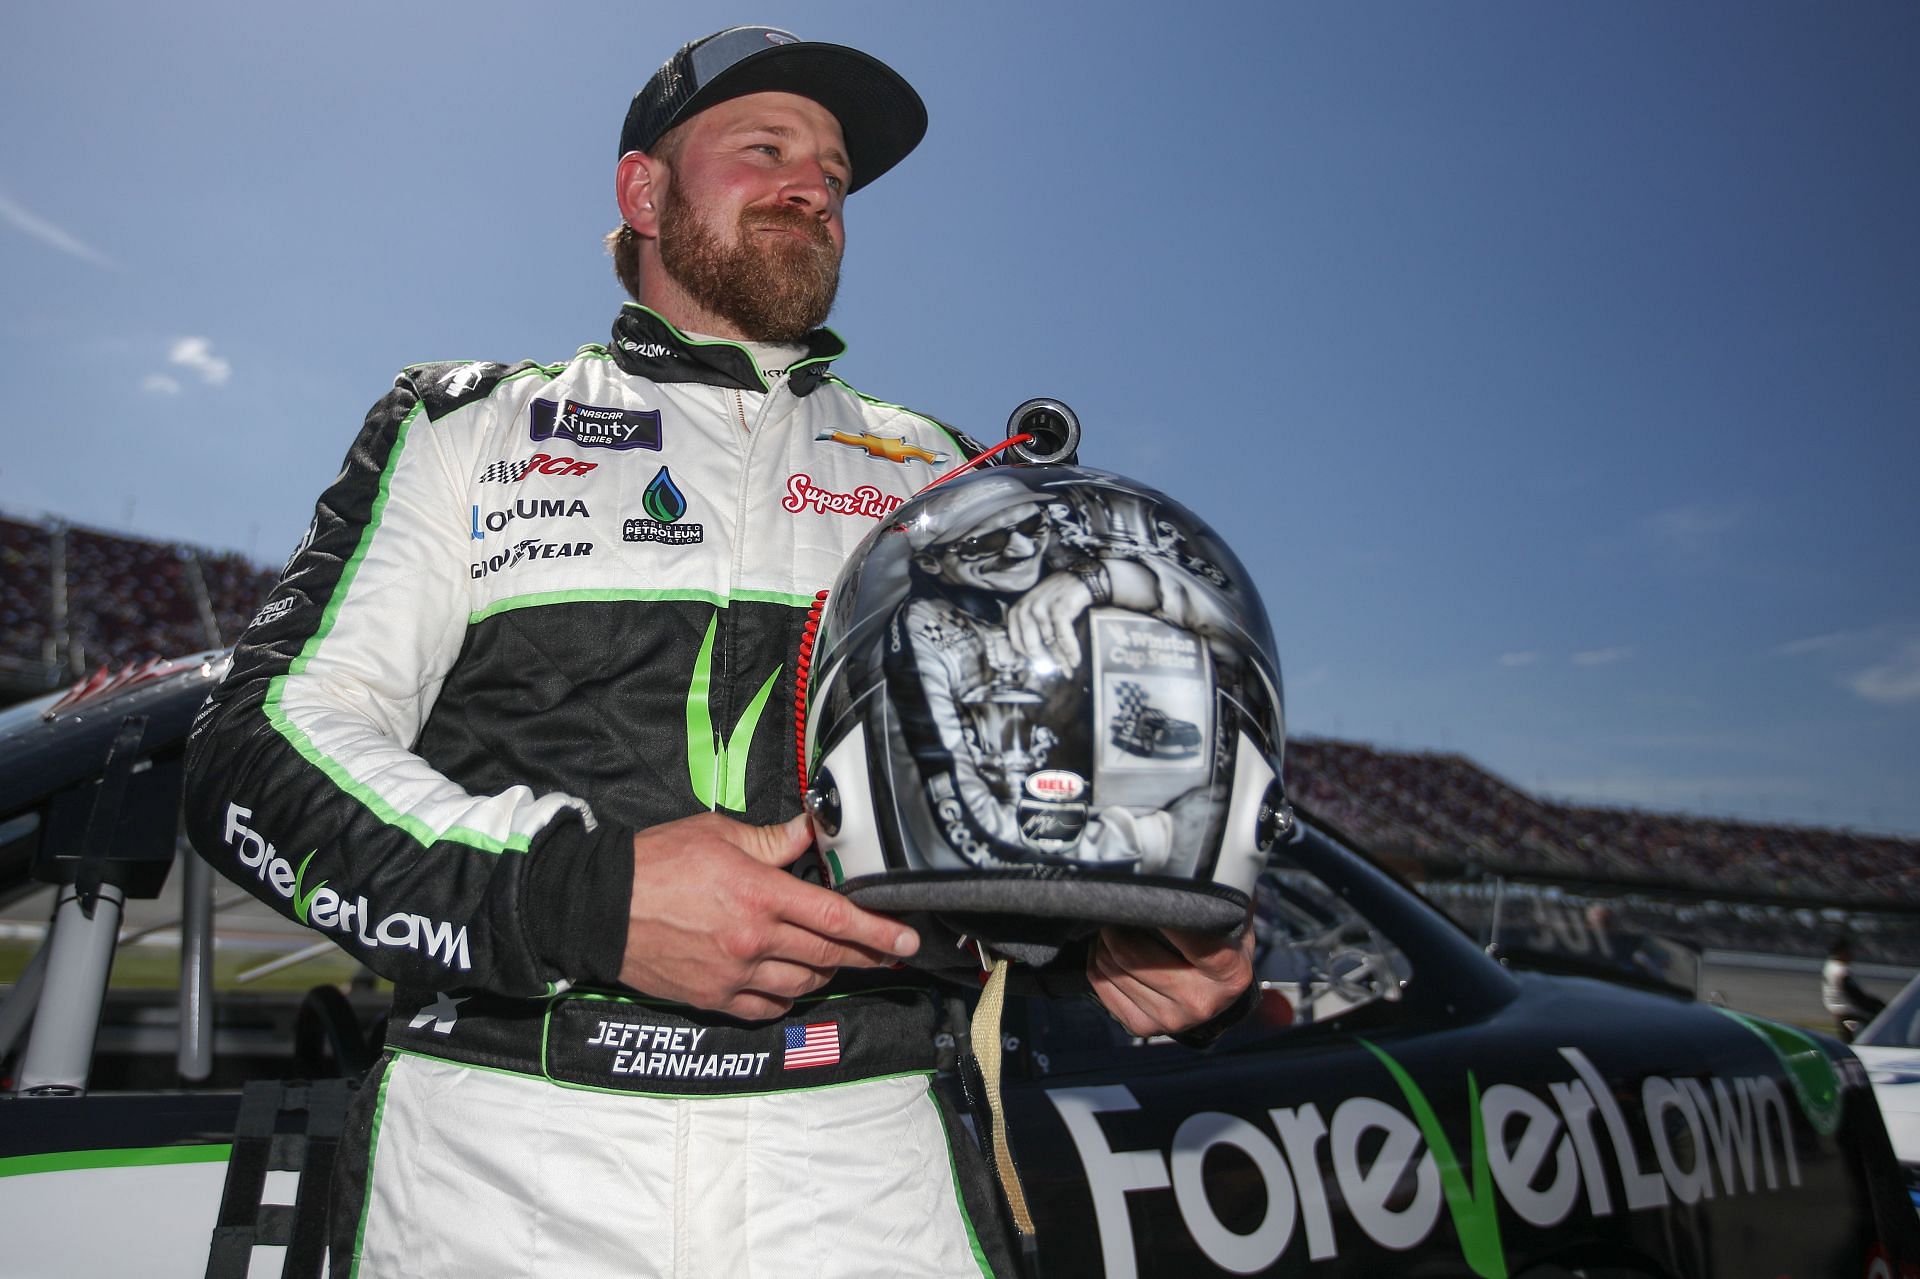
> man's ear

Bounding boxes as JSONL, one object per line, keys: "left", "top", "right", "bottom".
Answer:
{"left": 616, "top": 151, "right": 664, "bottom": 239}
{"left": 912, "top": 552, "right": 941, "bottom": 576}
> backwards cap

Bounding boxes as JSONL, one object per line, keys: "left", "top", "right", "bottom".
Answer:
{"left": 619, "top": 26, "right": 926, "bottom": 193}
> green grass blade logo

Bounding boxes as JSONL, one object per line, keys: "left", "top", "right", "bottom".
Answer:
{"left": 686, "top": 615, "right": 782, "bottom": 812}
{"left": 292, "top": 850, "right": 328, "bottom": 925}
{"left": 1361, "top": 1040, "right": 1508, "bottom": 1279}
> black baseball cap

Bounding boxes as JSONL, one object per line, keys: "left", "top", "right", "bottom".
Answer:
{"left": 619, "top": 26, "right": 927, "bottom": 193}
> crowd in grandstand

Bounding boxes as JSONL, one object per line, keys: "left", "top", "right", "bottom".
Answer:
{"left": 0, "top": 513, "right": 276, "bottom": 693}
{"left": 1287, "top": 736, "right": 1920, "bottom": 910}
{"left": 2, "top": 509, "right": 1914, "bottom": 946}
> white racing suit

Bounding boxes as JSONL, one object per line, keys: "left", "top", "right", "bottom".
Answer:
{"left": 182, "top": 305, "right": 1012, "bottom": 1276}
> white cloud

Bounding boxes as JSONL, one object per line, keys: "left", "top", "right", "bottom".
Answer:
{"left": 1641, "top": 500, "right": 1749, "bottom": 566}
{"left": 142, "top": 374, "right": 182, "bottom": 396}
{"left": 1572, "top": 646, "right": 1633, "bottom": 667}
{"left": 169, "top": 337, "right": 231, "bottom": 386}
{"left": 1774, "top": 630, "right": 1856, "bottom": 658}
{"left": 1848, "top": 640, "right": 1920, "bottom": 706}
{"left": 1768, "top": 623, "right": 1920, "bottom": 707}
{"left": 1499, "top": 651, "right": 1540, "bottom": 667}
{"left": 0, "top": 190, "right": 113, "bottom": 268}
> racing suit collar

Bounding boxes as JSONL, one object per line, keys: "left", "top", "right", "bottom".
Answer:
{"left": 610, "top": 304, "right": 846, "bottom": 397}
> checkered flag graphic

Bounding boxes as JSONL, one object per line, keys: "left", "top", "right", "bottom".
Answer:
{"left": 478, "top": 459, "right": 527, "bottom": 484}
{"left": 1110, "top": 680, "right": 1149, "bottom": 755}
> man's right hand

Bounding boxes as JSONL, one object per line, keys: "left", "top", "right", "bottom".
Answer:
{"left": 621, "top": 812, "right": 919, "bottom": 1021}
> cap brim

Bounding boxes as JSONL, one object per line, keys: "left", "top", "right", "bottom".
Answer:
{"left": 673, "top": 42, "right": 927, "bottom": 193}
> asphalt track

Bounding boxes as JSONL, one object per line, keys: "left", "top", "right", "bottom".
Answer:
{"left": 1699, "top": 950, "right": 1912, "bottom": 1031}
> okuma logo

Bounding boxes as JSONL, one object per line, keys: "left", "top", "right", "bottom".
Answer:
{"left": 471, "top": 497, "right": 590, "bottom": 540}
{"left": 1053, "top": 1042, "right": 1808, "bottom": 1279}
{"left": 221, "top": 804, "right": 471, "bottom": 970}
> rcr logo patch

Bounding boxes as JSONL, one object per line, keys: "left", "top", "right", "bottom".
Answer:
{"left": 479, "top": 454, "right": 597, "bottom": 483}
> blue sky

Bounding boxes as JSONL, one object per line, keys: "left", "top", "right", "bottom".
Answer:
{"left": 3, "top": 2, "right": 1916, "bottom": 836}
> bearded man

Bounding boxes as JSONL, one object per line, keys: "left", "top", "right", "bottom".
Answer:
{"left": 184, "top": 26, "right": 1250, "bottom": 1277}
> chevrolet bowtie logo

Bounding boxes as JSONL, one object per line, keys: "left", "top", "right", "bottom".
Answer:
{"left": 815, "top": 429, "right": 949, "bottom": 465}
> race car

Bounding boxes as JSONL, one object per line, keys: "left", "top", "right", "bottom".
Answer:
{"left": 1854, "top": 975, "right": 1920, "bottom": 1214}
{"left": 1, "top": 654, "right": 1916, "bottom": 1278}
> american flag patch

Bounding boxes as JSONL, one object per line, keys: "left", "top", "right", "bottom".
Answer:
{"left": 783, "top": 1022, "right": 840, "bottom": 1069}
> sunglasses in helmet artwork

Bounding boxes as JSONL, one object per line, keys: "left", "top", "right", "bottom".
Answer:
{"left": 800, "top": 427, "right": 1291, "bottom": 980}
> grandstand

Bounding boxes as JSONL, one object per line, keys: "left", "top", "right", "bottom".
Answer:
{"left": 0, "top": 511, "right": 277, "bottom": 700}
{"left": 1286, "top": 736, "right": 1920, "bottom": 909}
{"left": 1288, "top": 736, "right": 1920, "bottom": 965}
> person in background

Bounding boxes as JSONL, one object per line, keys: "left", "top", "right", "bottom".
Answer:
{"left": 1824, "top": 935, "right": 1886, "bottom": 1042}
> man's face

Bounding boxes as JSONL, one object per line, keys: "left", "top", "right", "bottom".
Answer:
{"left": 922, "top": 504, "right": 1052, "bottom": 594}
{"left": 654, "top": 92, "right": 849, "bottom": 343}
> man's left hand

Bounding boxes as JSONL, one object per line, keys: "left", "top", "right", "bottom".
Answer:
{"left": 1088, "top": 923, "right": 1255, "bottom": 1037}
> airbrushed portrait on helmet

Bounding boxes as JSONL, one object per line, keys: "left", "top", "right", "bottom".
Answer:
{"left": 804, "top": 466, "right": 1290, "bottom": 945}
{"left": 889, "top": 471, "right": 1243, "bottom": 874}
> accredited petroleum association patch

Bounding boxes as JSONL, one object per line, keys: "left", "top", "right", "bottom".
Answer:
{"left": 624, "top": 518, "right": 704, "bottom": 545}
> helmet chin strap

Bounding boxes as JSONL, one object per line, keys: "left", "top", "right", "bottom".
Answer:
{"left": 966, "top": 940, "right": 1036, "bottom": 1241}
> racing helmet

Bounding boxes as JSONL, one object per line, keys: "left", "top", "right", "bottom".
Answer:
{"left": 800, "top": 465, "right": 1291, "bottom": 970}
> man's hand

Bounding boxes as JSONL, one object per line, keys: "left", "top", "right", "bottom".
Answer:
{"left": 621, "top": 812, "right": 919, "bottom": 1021}
{"left": 1005, "top": 571, "right": 1094, "bottom": 670}
{"left": 1087, "top": 923, "right": 1255, "bottom": 1037}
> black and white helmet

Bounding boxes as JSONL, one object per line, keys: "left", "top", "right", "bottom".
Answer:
{"left": 800, "top": 465, "right": 1291, "bottom": 970}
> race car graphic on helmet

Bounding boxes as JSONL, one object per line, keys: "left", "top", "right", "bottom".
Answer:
{"left": 801, "top": 465, "right": 1290, "bottom": 968}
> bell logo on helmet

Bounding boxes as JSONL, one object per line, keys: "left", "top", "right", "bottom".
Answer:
{"left": 1019, "top": 770, "right": 1091, "bottom": 852}
{"left": 1025, "top": 769, "right": 1086, "bottom": 800}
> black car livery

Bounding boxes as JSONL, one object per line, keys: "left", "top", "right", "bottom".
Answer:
{"left": 986, "top": 822, "right": 1920, "bottom": 1278}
